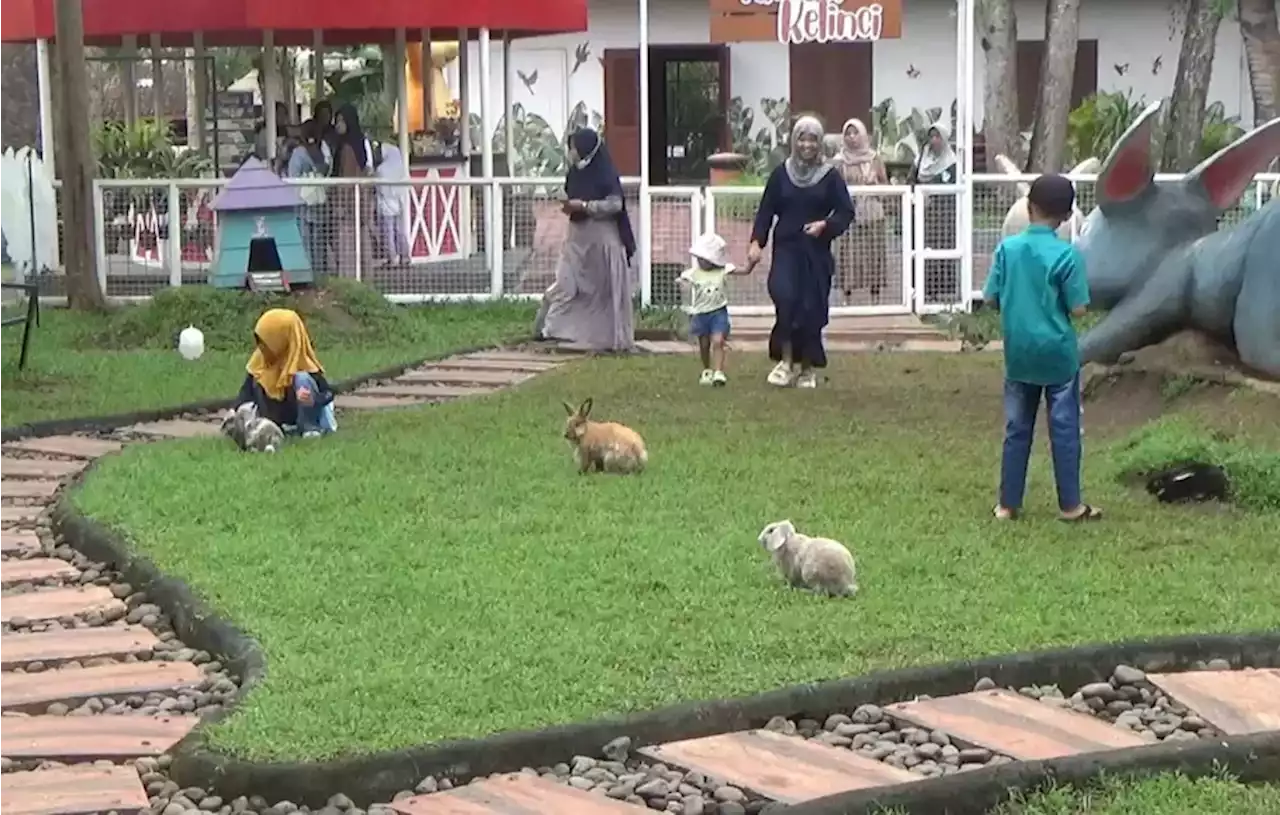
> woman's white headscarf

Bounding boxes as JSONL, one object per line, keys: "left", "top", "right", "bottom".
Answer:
{"left": 784, "top": 115, "right": 833, "bottom": 188}
{"left": 916, "top": 120, "right": 957, "bottom": 181}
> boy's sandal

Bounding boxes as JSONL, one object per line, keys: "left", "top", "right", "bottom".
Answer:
{"left": 1059, "top": 504, "right": 1103, "bottom": 523}
{"left": 992, "top": 505, "right": 1018, "bottom": 520}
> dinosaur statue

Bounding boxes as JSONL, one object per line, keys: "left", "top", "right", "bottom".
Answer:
{"left": 993, "top": 154, "right": 1102, "bottom": 240}
{"left": 1071, "top": 100, "right": 1280, "bottom": 379}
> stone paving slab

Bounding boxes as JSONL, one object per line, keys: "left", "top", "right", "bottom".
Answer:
{"left": 360, "top": 384, "right": 500, "bottom": 400}
{"left": 335, "top": 394, "right": 428, "bottom": 411}
{"left": 3, "top": 437, "right": 124, "bottom": 460}
{"left": 1, "top": 506, "right": 47, "bottom": 526}
{"left": 398, "top": 368, "right": 535, "bottom": 386}
{"left": 0, "top": 626, "right": 159, "bottom": 669}
{"left": 0, "top": 764, "right": 149, "bottom": 815}
{"left": 123, "top": 420, "right": 224, "bottom": 440}
{"left": 0, "top": 557, "right": 81, "bottom": 587}
{"left": 390, "top": 773, "right": 644, "bottom": 814}
{"left": 1, "top": 480, "right": 62, "bottom": 500}
{"left": 1147, "top": 669, "right": 1280, "bottom": 735}
{"left": 0, "top": 587, "right": 124, "bottom": 624}
{"left": 0, "top": 714, "right": 200, "bottom": 760}
{"left": 639, "top": 729, "right": 918, "bottom": 805}
{"left": 0, "top": 532, "right": 42, "bottom": 555}
{"left": 432, "top": 357, "right": 563, "bottom": 373}
{"left": 2, "top": 661, "right": 203, "bottom": 712}
{"left": 885, "top": 689, "right": 1148, "bottom": 761}
{"left": 0, "top": 458, "right": 87, "bottom": 479}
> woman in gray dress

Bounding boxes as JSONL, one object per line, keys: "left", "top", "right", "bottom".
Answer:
{"left": 535, "top": 128, "right": 637, "bottom": 351}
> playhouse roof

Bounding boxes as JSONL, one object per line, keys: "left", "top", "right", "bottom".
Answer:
{"left": 212, "top": 157, "right": 305, "bottom": 213}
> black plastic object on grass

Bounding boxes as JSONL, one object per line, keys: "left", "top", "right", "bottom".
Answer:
{"left": 1146, "top": 462, "right": 1231, "bottom": 504}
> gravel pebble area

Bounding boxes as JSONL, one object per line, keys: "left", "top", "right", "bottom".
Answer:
{"left": 1, "top": 514, "right": 245, "bottom": 727}
{"left": 769, "top": 706, "right": 1014, "bottom": 778}
{"left": 1003, "top": 663, "right": 1230, "bottom": 743}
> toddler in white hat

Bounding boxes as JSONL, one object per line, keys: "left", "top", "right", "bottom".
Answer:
{"left": 677, "top": 231, "right": 749, "bottom": 386}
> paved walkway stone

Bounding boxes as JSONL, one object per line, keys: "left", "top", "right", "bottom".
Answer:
{"left": 0, "top": 557, "right": 81, "bottom": 586}
{"left": 0, "top": 764, "right": 149, "bottom": 815}
{"left": 0, "top": 458, "right": 86, "bottom": 479}
{"left": 3, "top": 437, "right": 124, "bottom": 460}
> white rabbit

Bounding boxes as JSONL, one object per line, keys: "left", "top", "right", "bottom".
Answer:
{"left": 757, "top": 520, "right": 858, "bottom": 598}
{"left": 994, "top": 154, "right": 1100, "bottom": 241}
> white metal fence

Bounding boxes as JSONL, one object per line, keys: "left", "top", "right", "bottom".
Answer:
{"left": 11, "top": 172, "right": 1279, "bottom": 315}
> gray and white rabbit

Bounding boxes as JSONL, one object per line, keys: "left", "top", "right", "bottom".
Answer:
{"left": 757, "top": 520, "right": 858, "bottom": 598}
{"left": 221, "top": 402, "right": 285, "bottom": 453}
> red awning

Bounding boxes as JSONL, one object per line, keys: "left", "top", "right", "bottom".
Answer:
{"left": 1, "top": 0, "right": 588, "bottom": 45}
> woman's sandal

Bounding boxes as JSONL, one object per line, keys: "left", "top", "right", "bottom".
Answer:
{"left": 992, "top": 505, "right": 1018, "bottom": 520}
{"left": 1060, "top": 504, "right": 1103, "bottom": 523}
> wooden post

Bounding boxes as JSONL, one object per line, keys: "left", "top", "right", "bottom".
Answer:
{"left": 54, "top": 0, "right": 106, "bottom": 310}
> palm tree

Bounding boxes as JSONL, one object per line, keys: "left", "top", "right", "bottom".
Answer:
{"left": 1237, "top": 0, "right": 1280, "bottom": 124}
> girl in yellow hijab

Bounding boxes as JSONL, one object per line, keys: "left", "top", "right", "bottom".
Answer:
{"left": 235, "top": 309, "right": 337, "bottom": 437}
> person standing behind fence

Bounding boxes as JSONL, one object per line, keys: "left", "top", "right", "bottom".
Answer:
{"left": 534, "top": 128, "right": 637, "bottom": 352}
{"left": 909, "top": 122, "right": 959, "bottom": 305}
{"left": 745, "top": 115, "right": 855, "bottom": 389}
{"left": 287, "top": 120, "right": 331, "bottom": 274}
{"left": 375, "top": 144, "right": 412, "bottom": 266}
{"left": 330, "top": 104, "right": 373, "bottom": 277}
{"left": 832, "top": 118, "right": 889, "bottom": 305}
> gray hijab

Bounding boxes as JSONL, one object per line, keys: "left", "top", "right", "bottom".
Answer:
{"left": 784, "top": 116, "right": 833, "bottom": 188}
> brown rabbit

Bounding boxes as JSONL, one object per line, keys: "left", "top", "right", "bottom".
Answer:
{"left": 562, "top": 398, "right": 648, "bottom": 475}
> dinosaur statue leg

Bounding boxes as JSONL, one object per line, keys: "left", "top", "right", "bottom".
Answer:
{"left": 1233, "top": 212, "right": 1280, "bottom": 379}
{"left": 1079, "top": 269, "right": 1191, "bottom": 365}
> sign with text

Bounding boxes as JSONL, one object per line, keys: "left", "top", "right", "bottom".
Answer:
{"left": 709, "top": 0, "right": 902, "bottom": 45}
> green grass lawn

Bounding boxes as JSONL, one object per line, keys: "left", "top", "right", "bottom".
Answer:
{"left": 72, "top": 353, "right": 1280, "bottom": 762}
{"left": 986, "top": 772, "right": 1280, "bottom": 815}
{"left": 2, "top": 282, "right": 537, "bottom": 427}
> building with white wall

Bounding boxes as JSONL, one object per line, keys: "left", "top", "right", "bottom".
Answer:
{"left": 447, "top": 0, "right": 1256, "bottom": 181}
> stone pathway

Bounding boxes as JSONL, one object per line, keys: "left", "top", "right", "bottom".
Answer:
{"left": 0, "top": 342, "right": 1274, "bottom": 815}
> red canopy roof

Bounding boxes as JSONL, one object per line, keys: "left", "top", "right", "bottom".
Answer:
{"left": 1, "top": 0, "right": 588, "bottom": 45}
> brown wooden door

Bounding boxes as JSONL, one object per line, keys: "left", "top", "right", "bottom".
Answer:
{"left": 603, "top": 48, "right": 641, "bottom": 176}
{"left": 788, "top": 42, "right": 874, "bottom": 134}
{"left": 1017, "top": 39, "right": 1099, "bottom": 129}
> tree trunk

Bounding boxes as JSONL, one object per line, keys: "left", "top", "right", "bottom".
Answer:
{"left": 54, "top": 0, "right": 107, "bottom": 311}
{"left": 1163, "top": 0, "right": 1223, "bottom": 171}
{"left": 1238, "top": 0, "right": 1280, "bottom": 125}
{"left": 979, "top": 0, "right": 1022, "bottom": 168}
{"left": 1028, "top": 0, "right": 1082, "bottom": 172}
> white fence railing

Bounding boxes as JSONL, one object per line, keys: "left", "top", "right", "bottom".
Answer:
{"left": 11, "top": 172, "right": 1279, "bottom": 315}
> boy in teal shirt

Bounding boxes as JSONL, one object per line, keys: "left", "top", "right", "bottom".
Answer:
{"left": 982, "top": 174, "right": 1101, "bottom": 522}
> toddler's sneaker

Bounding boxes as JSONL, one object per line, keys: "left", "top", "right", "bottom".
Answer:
{"left": 767, "top": 360, "right": 795, "bottom": 387}
{"left": 699, "top": 369, "right": 715, "bottom": 386}
{"left": 712, "top": 370, "right": 727, "bottom": 387}
{"left": 795, "top": 371, "right": 818, "bottom": 389}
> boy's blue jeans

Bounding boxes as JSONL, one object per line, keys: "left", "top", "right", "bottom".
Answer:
{"left": 1000, "top": 375, "right": 1082, "bottom": 512}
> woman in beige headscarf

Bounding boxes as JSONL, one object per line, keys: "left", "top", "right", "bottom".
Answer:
{"left": 831, "top": 118, "right": 889, "bottom": 304}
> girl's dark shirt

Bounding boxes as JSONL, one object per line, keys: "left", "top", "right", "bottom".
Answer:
{"left": 235, "top": 373, "right": 334, "bottom": 427}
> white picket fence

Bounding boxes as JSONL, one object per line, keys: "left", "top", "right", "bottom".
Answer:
{"left": 4, "top": 160, "right": 1278, "bottom": 316}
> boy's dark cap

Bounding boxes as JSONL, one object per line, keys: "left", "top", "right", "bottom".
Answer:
{"left": 1028, "top": 174, "right": 1076, "bottom": 219}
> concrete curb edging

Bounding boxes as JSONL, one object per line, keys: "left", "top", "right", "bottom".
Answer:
{"left": 43, "top": 499, "right": 1280, "bottom": 809}
{"left": 1, "top": 337, "right": 533, "bottom": 442}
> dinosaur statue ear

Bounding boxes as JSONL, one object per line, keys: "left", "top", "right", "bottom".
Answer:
{"left": 1183, "top": 117, "right": 1280, "bottom": 211}
{"left": 1096, "top": 100, "right": 1163, "bottom": 209}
